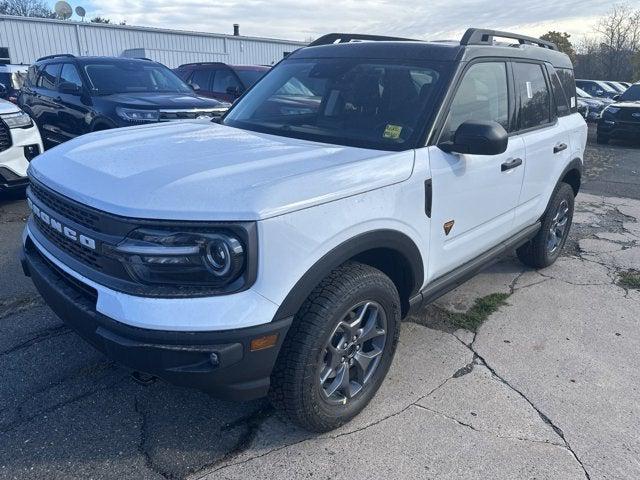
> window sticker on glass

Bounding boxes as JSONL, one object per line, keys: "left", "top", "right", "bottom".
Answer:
{"left": 526, "top": 81, "right": 533, "bottom": 99}
{"left": 570, "top": 96, "right": 576, "bottom": 108}
{"left": 383, "top": 124, "right": 402, "bottom": 139}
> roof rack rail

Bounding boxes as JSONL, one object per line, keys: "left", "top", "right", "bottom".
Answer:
{"left": 36, "top": 53, "right": 76, "bottom": 62}
{"left": 461, "top": 29, "right": 557, "bottom": 51}
{"left": 308, "top": 33, "right": 417, "bottom": 47}
{"left": 177, "top": 61, "right": 225, "bottom": 68}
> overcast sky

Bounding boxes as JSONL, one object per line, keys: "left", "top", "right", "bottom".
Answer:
{"left": 63, "top": 0, "right": 612, "bottom": 42}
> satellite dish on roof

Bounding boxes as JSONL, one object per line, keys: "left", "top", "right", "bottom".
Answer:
{"left": 54, "top": 1, "right": 73, "bottom": 20}
{"left": 75, "top": 6, "right": 86, "bottom": 20}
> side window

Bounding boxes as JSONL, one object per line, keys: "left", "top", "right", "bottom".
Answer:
{"left": 548, "top": 68, "right": 570, "bottom": 117}
{"left": 212, "top": 68, "right": 241, "bottom": 93}
{"left": 556, "top": 68, "right": 577, "bottom": 113}
{"left": 59, "top": 63, "right": 83, "bottom": 88}
{"left": 36, "top": 63, "right": 60, "bottom": 90}
{"left": 189, "top": 69, "right": 212, "bottom": 90}
{"left": 513, "top": 62, "right": 551, "bottom": 130}
{"left": 441, "top": 62, "right": 509, "bottom": 143}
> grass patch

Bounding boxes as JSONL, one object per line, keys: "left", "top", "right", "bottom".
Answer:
{"left": 447, "top": 293, "right": 511, "bottom": 332}
{"left": 618, "top": 270, "right": 640, "bottom": 290}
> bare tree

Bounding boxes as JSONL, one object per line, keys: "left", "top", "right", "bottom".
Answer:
{"left": 0, "top": 0, "right": 52, "bottom": 18}
{"left": 595, "top": 4, "right": 640, "bottom": 80}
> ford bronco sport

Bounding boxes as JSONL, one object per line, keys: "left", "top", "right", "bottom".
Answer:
{"left": 21, "top": 29, "right": 587, "bottom": 432}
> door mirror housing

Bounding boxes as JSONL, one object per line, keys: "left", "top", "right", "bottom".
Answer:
{"left": 595, "top": 89, "right": 604, "bottom": 97}
{"left": 439, "top": 120, "right": 508, "bottom": 156}
{"left": 58, "top": 81, "right": 81, "bottom": 95}
{"left": 0, "top": 83, "right": 7, "bottom": 97}
{"left": 226, "top": 85, "right": 242, "bottom": 97}
{"left": 190, "top": 82, "right": 201, "bottom": 91}
{"left": 613, "top": 94, "right": 621, "bottom": 101}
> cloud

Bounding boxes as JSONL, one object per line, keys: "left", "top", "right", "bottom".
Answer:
{"left": 82, "top": 0, "right": 611, "bottom": 42}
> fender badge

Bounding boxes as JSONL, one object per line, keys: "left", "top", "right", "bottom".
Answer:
{"left": 443, "top": 220, "right": 455, "bottom": 236}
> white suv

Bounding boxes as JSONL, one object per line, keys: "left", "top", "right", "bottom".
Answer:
{"left": 21, "top": 29, "right": 587, "bottom": 432}
{"left": 0, "top": 99, "right": 42, "bottom": 193}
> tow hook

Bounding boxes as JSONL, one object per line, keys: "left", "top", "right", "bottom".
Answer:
{"left": 130, "top": 371, "right": 157, "bottom": 386}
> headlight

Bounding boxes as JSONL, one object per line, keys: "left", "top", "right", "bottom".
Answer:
{"left": 1, "top": 111, "right": 33, "bottom": 128}
{"left": 116, "top": 107, "right": 160, "bottom": 122}
{"left": 106, "top": 228, "right": 246, "bottom": 287}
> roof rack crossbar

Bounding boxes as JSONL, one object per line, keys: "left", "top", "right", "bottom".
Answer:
{"left": 308, "top": 33, "right": 417, "bottom": 47}
{"left": 461, "top": 29, "right": 557, "bottom": 51}
{"left": 36, "top": 53, "right": 76, "bottom": 62}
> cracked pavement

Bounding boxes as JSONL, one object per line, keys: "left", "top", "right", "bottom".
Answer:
{"left": 1, "top": 136, "right": 640, "bottom": 479}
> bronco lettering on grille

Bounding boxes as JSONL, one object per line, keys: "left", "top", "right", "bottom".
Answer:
{"left": 27, "top": 197, "right": 97, "bottom": 250}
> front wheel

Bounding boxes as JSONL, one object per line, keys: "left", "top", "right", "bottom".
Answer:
{"left": 517, "top": 182, "right": 575, "bottom": 268}
{"left": 269, "top": 262, "right": 401, "bottom": 432}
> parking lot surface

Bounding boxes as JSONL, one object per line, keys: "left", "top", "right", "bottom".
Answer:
{"left": 1, "top": 138, "right": 639, "bottom": 479}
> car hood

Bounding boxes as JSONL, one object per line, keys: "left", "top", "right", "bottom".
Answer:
{"left": 98, "top": 92, "right": 229, "bottom": 109}
{"left": 611, "top": 101, "right": 640, "bottom": 108}
{"left": 0, "top": 98, "right": 20, "bottom": 114}
{"left": 28, "top": 121, "right": 414, "bottom": 221}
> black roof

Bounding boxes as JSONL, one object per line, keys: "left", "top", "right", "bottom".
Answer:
{"left": 290, "top": 29, "right": 573, "bottom": 69}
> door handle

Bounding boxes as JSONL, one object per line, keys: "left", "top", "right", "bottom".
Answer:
{"left": 501, "top": 158, "right": 522, "bottom": 172}
{"left": 553, "top": 143, "right": 567, "bottom": 154}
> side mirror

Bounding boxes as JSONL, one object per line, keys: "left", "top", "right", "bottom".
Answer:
{"left": 0, "top": 83, "right": 7, "bottom": 97}
{"left": 226, "top": 85, "right": 242, "bottom": 97}
{"left": 190, "top": 82, "right": 201, "bottom": 91}
{"left": 613, "top": 94, "right": 621, "bottom": 101}
{"left": 595, "top": 89, "right": 604, "bottom": 97}
{"left": 439, "top": 120, "right": 508, "bottom": 156}
{"left": 58, "top": 81, "right": 81, "bottom": 95}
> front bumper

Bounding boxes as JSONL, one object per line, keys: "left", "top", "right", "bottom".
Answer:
{"left": 597, "top": 119, "right": 640, "bottom": 140}
{"left": 21, "top": 237, "right": 292, "bottom": 401}
{"left": 0, "top": 123, "right": 43, "bottom": 190}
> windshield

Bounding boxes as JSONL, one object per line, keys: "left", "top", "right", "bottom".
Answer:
{"left": 576, "top": 87, "right": 591, "bottom": 98}
{"left": 620, "top": 84, "right": 640, "bottom": 102}
{"left": 223, "top": 58, "right": 448, "bottom": 151}
{"left": 235, "top": 69, "right": 268, "bottom": 88}
{"left": 84, "top": 61, "right": 192, "bottom": 94}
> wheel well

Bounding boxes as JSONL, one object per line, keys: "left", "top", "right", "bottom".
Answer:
{"left": 561, "top": 168, "right": 581, "bottom": 196}
{"left": 352, "top": 248, "right": 415, "bottom": 316}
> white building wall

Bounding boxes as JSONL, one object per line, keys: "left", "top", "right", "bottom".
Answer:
{"left": 0, "top": 15, "right": 305, "bottom": 67}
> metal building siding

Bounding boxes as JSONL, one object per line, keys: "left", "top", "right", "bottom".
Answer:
{"left": 0, "top": 15, "right": 304, "bottom": 67}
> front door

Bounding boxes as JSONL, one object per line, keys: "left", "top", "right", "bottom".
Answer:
{"left": 427, "top": 61, "right": 525, "bottom": 280}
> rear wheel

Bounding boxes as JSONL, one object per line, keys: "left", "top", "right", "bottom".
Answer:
{"left": 269, "top": 262, "right": 401, "bottom": 432}
{"left": 517, "top": 182, "right": 574, "bottom": 268}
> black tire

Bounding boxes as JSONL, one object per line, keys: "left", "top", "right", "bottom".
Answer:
{"left": 269, "top": 261, "right": 401, "bottom": 432}
{"left": 516, "top": 182, "right": 574, "bottom": 268}
{"left": 596, "top": 133, "right": 609, "bottom": 145}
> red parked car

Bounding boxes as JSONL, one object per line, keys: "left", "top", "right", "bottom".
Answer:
{"left": 174, "top": 62, "right": 269, "bottom": 103}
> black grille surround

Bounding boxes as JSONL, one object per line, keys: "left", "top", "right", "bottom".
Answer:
{"left": 0, "top": 122, "right": 12, "bottom": 153}
{"left": 26, "top": 177, "right": 258, "bottom": 298}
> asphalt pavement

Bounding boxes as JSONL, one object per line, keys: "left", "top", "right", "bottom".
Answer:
{"left": 0, "top": 134, "right": 639, "bottom": 479}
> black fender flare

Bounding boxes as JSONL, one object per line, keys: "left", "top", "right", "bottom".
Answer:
{"left": 273, "top": 229, "right": 424, "bottom": 321}
{"left": 556, "top": 158, "right": 583, "bottom": 195}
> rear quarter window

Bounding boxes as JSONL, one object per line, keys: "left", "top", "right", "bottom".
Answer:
{"left": 556, "top": 68, "right": 577, "bottom": 114}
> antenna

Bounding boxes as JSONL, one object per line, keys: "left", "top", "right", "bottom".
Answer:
{"left": 75, "top": 6, "right": 86, "bottom": 21}
{"left": 54, "top": 1, "right": 73, "bottom": 20}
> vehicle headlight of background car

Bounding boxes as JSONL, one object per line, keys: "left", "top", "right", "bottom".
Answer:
{"left": 1, "top": 110, "right": 33, "bottom": 128}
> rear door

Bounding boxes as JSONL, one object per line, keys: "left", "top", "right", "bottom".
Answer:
{"left": 31, "top": 63, "right": 63, "bottom": 146}
{"left": 427, "top": 60, "right": 526, "bottom": 280}
{"left": 512, "top": 61, "right": 572, "bottom": 229}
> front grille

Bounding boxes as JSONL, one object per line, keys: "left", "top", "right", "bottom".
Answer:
{"left": 617, "top": 108, "right": 640, "bottom": 123}
{"left": 33, "top": 214, "right": 103, "bottom": 271}
{"left": 159, "top": 109, "right": 225, "bottom": 121}
{"left": 29, "top": 181, "right": 101, "bottom": 232}
{"left": 0, "top": 123, "right": 11, "bottom": 153}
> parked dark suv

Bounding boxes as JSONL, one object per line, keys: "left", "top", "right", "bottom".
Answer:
{"left": 597, "top": 83, "right": 640, "bottom": 144}
{"left": 174, "top": 62, "right": 269, "bottom": 102}
{"left": 19, "top": 55, "right": 229, "bottom": 148}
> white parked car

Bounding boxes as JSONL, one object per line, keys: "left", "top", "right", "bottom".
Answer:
{"left": 0, "top": 99, "right": 42, "bottom": 193}
{"left": 21, "top": 29, "right": 587, "bottom": 432}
